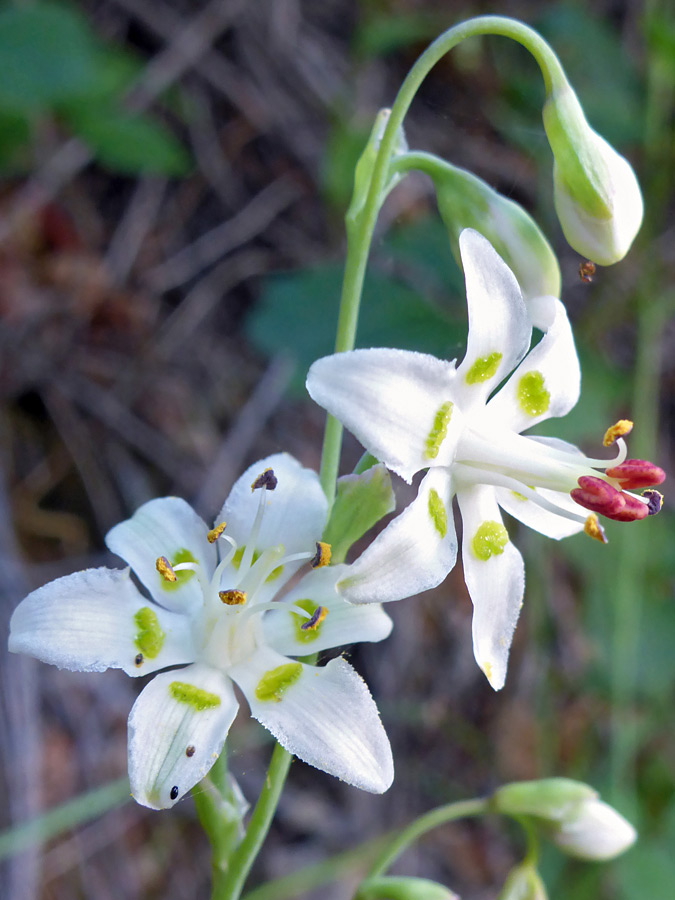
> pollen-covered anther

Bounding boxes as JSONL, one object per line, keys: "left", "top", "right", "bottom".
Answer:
{"left": 219, "top": 589, "right": 247, "bottom": 606}
{"left": 605, "top": 459, "right": 666, "bottom": 490}
{"left": 311, "top": 541, "right": 331, "bottom": 568}
{"left": 584, "top": 514, "right": 608, "bottom": 544}
{"left": 643, "top": 489, "right": 663, "bottom": 516}
{"left": 155, "top": 556, "right": 177, "bottom": 582}
{"left": 571, "top": 476, "right": 647, "bottom": 522}
{"left": 251, "top": 468, "right": 278, "bottom": 492}
{"left": 603, "top": 419, "right": 633, "bottom": 447}
{"left": 207, "top": 521, "right": 227, "bottom": 543}
{"left": 300, "top": 605, "right": 328, "bottom": 631}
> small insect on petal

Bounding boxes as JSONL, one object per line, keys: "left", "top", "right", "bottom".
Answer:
{"left": 156, "top": 556, "right": 177, "bottom": 582}
{"left": 579, "top": 260, "right": 596, "bottom": 282}
{"left": 311, "top": 542, "right": 331, "bottom": 568}
{"left": 134, "top": 653, "right": 144, "bottom": 667}
{"left": 170, "top": 786, "right": 179, "bottom": 801}
{"left": 605, "top": 459, "right": 666, "bottom": 490}
{"left": 251, "top": 468, "right": 278, "bottom": 492}
{"left": 185, "top": 745, "right": 195, "bottom": 758}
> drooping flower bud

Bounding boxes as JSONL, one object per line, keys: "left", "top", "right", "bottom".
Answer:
{"left": 542, "top": 82, "right": 643, "bottom": 265}
{"left": 348, "top": 108, "right": 408, "bottom": 226}
{"left": 356, "top": 876, "right": 457, "bottom": 900}
{"left": 498, "top": 863, "right": 548, "bottom": 900}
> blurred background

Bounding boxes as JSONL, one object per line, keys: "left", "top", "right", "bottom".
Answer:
{"left": 0, "top": 0, "right": 672, "bottom": 898}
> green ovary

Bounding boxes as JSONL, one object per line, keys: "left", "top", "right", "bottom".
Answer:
{"left": 471, "top": 521, "right": 509, "bottom": 561}
{"left": 255, "top": 662, "right": 303, "bottom": 702}
{"left": 134, "top": 607, "right": 165, "bottom": 658}
{"left": 465, "top": 352, "right": 503, "bottom": 385}
{"left": 424, "top": 401, "right": 453, "bottom": 459}
{"left": 231, "top": 546, "right": 283, "bottom": 582}
{"left": 428, "top": 489, "right": 448, "bottom": 538}
{"left": 169, "top": 681, "right": 221, "bottom": 711}
{"left": 292, "top": 599, "right": 323, "bottom": 643}
{"left": 517, "top": 371, "right": 550, "bottom": 417}
{"left": 160, "top": 548, "right": 196, "bottom": 591}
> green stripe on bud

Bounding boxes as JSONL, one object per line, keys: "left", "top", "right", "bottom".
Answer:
{"left": 134, "top": 607, "right": 165, "bottom": 658}
{"left": 471, "top": 521, "right": 509, "bottom": 561}
{"left": 424, "top": 402, "right": 453, "bottom": 459}
{"left": 169, "top": 681, "right": 221, "bottom": 711}
{"left": 255, "top": 662, "right": 303, "bottom": 702}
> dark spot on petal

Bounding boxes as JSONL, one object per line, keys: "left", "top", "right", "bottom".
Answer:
{"left": 134, "top": 654, "right": 144, "bottom": 667}
{"left": 170, "top": 785, "right": 179, "bottom": 800}
{"left": 185, "top": 745, "right": 195, "bottom": 758}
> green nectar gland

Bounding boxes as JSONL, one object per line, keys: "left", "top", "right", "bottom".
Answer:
{"left": 428, "top": 488, "right": 448, "bottom": 538}
{"left": 424, "top": 402, "right": 453, "bottom": 460}
{"left": 169, "top": 681, "right": 221, "bottom": 711}
{"left": 465, "top": 352, "right": 503, "bottom": 385}
{"left": 134, "top": 607, "right": 165, "bottom": 658}
{"left": 517, "top": 371, "right": 550, "bottom": 417}
{"left": 255, "top": 662, "right": 303, "bottom": 702}
{"left": 471, "top": 521, "right": 509, "bottom": 561}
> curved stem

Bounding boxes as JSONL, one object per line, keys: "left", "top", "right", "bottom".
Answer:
{"left": 318, "top": 16, "right": 566, "bottom": 503}
{"left": 211, "top": 743, "right": 293, "bottom": 900}
{"left": 366, "top": 797, "right": 488, "bottom": 878}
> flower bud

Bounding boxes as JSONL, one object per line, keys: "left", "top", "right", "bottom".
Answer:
{"left": 492, "top": 779, "right": 637, "bottom": 861}
{"left": 348, "top": 109, "right": 408, "bottom": 225}
{"left": 356, "top": 876, "right": 457, "bottom": 900}
{"left": 542, "top": 83, "right": 643, "bottom": 265}
{"left": 498, "top": 863, "right": 548, "bottom": 900}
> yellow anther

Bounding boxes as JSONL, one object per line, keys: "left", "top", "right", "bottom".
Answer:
{"left": 218, "top": 589, "right": 247, "bottom": 606}
{"left": 311, "top": 541, "right": 331, "bottom": 569}
{"left": 603, "top": 419, "right": 633, "bottom": 447}
{"left": 251, "top": 468, "right": 278, "bottom": 492}
{"left": 584, "top": 514, "right": 608, "bottom": 544}
{"left": 300, "top": 605, "right": 328, "bottom": 631}
{"left": 156, "top": 556, "right": 177, "bottom": 582}
{"left": 207, "top": 522, "right": 227, "bottom": 543}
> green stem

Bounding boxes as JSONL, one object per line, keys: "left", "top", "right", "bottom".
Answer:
{"left": 366, "top": 797, "right": 488, "bottom": 878}
{"left": 317, "top": 15, "right": 566, "bottom": 503}
{"left": 211, "top": 743, "right": 293, "bottom": 900}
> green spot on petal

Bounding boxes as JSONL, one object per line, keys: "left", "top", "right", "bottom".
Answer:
{"left": 465, "top": 352, "right": 503, "bottom": 385}
{"left": 428, "top": 488, "right": 447, "bottom": 538}
{"left": 517, "top": 370, "right": 550, "bottom": 417}
{"left": 423, "top": 401, "right": 453, "bottom": 460}
{"left": 471, "top": 521, "right": 509, "bottom": 561}
{"left": 134, "top": 607, "right": 165, "bottom": 658}
{"left": 231, "top": 546, "right": 283, "bottom": 582}
{"left": 255, "top": 662, "right": 303, "bottom": 702}
{"left": 160, "top": 548, "right": 196, "bottom": 591}
{"left": 292, "top": 599, "right": 322, "bottom": 644}
{"left": 169, "top": 681, "right": 221, "bottom": 711}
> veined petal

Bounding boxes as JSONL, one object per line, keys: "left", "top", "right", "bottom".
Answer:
{"left": 106, "top": 498, "right": 216, "bottom": 614}
{"left": 457, "top": 485, "right": 525, "bottom": 691}
{"left": 454, "top": 229, "right": 531, "bottom": 409}
{"left": 230, "top": 647, "right": 393, "bottom": 793}
{"left": 218, "top": 452, "right": 328, "bottom": 556}
{"left": 262, "top": 565, "right": 393, "bottom": 656}
{"left": 128, "top": 664, "right": 238, "bottom": 810}
{"left": 487, "top": 298, "right": 580, "bottom": 433}
{"left": 9, "top": 567, "right": 195, "bottom": 677}
{"left": 338, "top": 468, "right": 457, "bottom": 604}
{"left": 307, "top": 349, "right": 460, "bottom": 483}
{"left": 496, "top": 486, "right": 584, "bottom": 539}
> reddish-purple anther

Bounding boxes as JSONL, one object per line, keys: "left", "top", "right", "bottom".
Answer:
{"left": 571, "top": 476, "right": 648, "bottom": 522}
{"left": 605, "top": 459, "right": 666, "bottom": 490}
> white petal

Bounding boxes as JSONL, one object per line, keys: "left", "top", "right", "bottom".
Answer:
{"left": 486, "top": 298, "right": 580, "bottom": 433}
{"left": 307, "top": 349, "right": 460, "bottom": 483}
{"left": 230, "top": 647, "right": 393, "bottom": 793}
{"left": 553, "top": 799, "right": 637, "bottom": 860}
{"left": 454, "top": 229, "right": 532, "bottom": 409}
{"left": 128, "top": 664, "right": 238, "bottom": 810}
{"left": 338, "top": 468, "right": 457, "bottom": 604}
{"left": 9, "top": 567, "right": 195, "bottom": 677}
{"left": 262, "top": 565, "right": 393, "bottom": 656}
{"left": 495, "top": 487, "right": 584, "bottom": 539}
{"left": 106, "top": 498, "right": 216, "bottom": 613}
{"left": 457, "top": 485, "right": 525, "bottom": 691}
{"left": 218, "top": 452, "right": 327, "bottom": 555}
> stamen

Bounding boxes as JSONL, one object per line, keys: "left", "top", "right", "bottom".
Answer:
{"left": 172, "top": 561, "right": 211, "bottom": 596}
{"left": 251, "top": 468, "right": 278, "bottom": 492}
{"left": 605, "top": 459, "right": 666, "bottom": 489}
{"left": 240, "top": 487, "right": 268, "bottom": 573}
{"left": 237, "top": 599, "right": 313, "bottom": 624}
{"left": 311, "top": 542, "right": 331, "bottom": 568}
{"left": 156, "top": 556, "right": 177, "bottom": 582}
{"left": 643, "top": 490, "right": 663, "bottom": 516}
{"left": 583, "top": 514, "right": 608, "bottom": 544}
{"left": 603, "top": 420, "right": 633, "bottom": 447}
{"left": 300, "top": 605, "right": 328, "bottom": 631}
{"left": 571, "top": 476, "right": 648, "bottom": 522}
{"left": 219, "top": 589, "right": 247, "bottom": 605}
{"left": 207, "top": 522, "right": 227, "bottom": 543}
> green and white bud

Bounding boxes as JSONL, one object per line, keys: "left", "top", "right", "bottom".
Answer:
{"left": 542, "top": 81, "right": 643, "bottom": 265}
{"left": 498, "top": 863, "right": 548, "bottom": 900}
{"left": 356, "top": 876, "right": 458, "bottom": 900}
{"left": 348, "top": 108, "right": 408, "bottom": 225}
{"left": 394, "top": 152, "right": 560, "bottom": 321}
{"left": 492, "top": 779, "right": 636, "bottom": 861}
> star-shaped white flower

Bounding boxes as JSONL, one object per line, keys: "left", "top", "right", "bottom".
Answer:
{"left": 307, "top": 229, "right": 664, "bottom": 691}
{"left": 9, "top": 454, "right": 394, "bottom": 808}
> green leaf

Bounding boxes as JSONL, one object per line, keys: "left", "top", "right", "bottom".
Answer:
{"left": 65, "top": 107, "right": 191, "bottom": 175}
{"left": 322, "top": 464, "right": 395, "bottom": 564}
{"left": 0, "top": 3, "right": 97, "bottom": 110}
{"left": 0, "top": 108, "right": 31, "bottom": 171}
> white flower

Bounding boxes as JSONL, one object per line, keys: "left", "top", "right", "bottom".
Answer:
{"left": 9, "top": 454, "right": 394, "bottom": 809}
{"left": 307, "top": 229, "right": 664, "bottom": 690}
